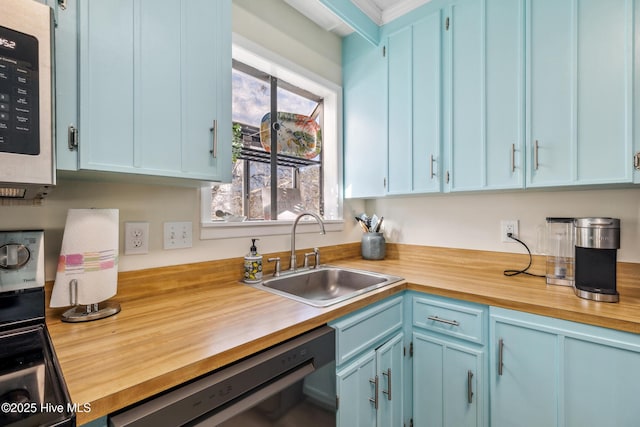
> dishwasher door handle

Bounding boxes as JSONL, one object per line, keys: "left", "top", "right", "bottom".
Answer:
{"left": 192, "top": 361, "right": 316, "bottom": 426}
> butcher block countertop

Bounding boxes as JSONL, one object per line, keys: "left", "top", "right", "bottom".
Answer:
{"left": 45, "top": 243, "right": 640, "bottom": 425}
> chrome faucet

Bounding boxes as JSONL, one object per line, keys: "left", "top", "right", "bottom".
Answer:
{"left": 289, "top": 211, "right": 325, "bottom": 271}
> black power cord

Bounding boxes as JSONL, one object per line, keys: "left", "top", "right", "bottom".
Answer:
{"left": 503, "top": 233, "right": 546, "bottom": 278}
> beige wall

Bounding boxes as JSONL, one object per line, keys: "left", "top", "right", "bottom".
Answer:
{"left": 368, "top": 187, "right": 640, "bottom": 263}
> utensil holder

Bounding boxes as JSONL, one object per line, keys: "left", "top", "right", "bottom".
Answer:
{"left": 361, "top": 232, "right": 386, "bottom": 260}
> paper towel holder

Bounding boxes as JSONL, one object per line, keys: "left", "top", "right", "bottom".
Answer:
{"left": 59, "top": 278, "right": 121, "bottom": 322}
{"left": 50, "top": 209, "right": 121, "bottom": 322}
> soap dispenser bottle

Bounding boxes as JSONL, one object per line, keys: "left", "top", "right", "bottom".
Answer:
{"left": 243, "top": 238, "right": 263, "bottom": 283}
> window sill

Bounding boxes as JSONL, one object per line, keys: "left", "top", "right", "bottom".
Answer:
{"left": 200, "top": 219, "right": 344, "bottom": 240}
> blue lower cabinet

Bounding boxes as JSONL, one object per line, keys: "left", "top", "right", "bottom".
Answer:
{"left": 335, "top": 332, "right": 405, "bottom": 427}
{"left": 331, "top": 295, "right": 406, "bottom": 426}
{"left": 410, "top": 293, "right": 488, "bottom": 427}
{"left": 375, "top": 332, "right": 404, "bottom": 427}
{"left": 489, "top": 311, "right": 558, "bottom": 427}
{"left": 413, "top": 332, "right": 484, "bottom": 427}
{"left": 336, "top": 349, "right": 378, "bottom": 427}
{"left": 563, "top": 332, "right": 640, "bottom": 426}
{"left": 490, "top": 307, "right": 640, "bottom": 427}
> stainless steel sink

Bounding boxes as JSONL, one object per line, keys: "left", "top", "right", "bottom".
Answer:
{"left": 249, "top": 266, "right": 403, "bottom": 307}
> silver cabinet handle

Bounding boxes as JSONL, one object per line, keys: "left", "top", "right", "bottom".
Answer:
{"left": 209, "top": 119, "right": 218, "bottom": 158}
{"left": 430, "top": 154, "right": 436, "bottom": 179}
{"left": 382, "top": 368, "right": 392, "bottom": 401}
{"left": 498, "top": 338, "right": 504, "bottom": 376}
{"left": 427, "top": 315, "right": 460, "bottom": 327}
{"left": 534, "top": 140, "right": 539, "bottom": 170}
{"left": 467, "top": 370, "right": 474, "bottom": 404}
{"left": 511, "top": 143, "right": 516, "bottom": 173}
{"left": 67, "top": 125, "right": 78, "bottom": 150}
{"left": 369, "top": 376, "right": 379, "bottom": 409}
{"left": 634, "top": 152, "right": 640, "bottom": 170}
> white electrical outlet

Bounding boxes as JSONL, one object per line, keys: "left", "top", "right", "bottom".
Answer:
{"left": 124, "top": 222, "right": 149, "bottom": 255}
{"left": 501, "top": 220, "right": 519, "bottom": 243}
{"left": 163, "top": 221, "right": 193, "bottom": 250}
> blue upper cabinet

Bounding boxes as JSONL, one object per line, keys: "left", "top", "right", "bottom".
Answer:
{"left": 342, "top": 0, "right": 637, "bottom": 196}
{"left": 343, "top": 33, "right": 388, "bottom": 198}
{"left": 386, "top": 10, "right": 442, "bottom": 195}
{"left": 444, "top": 0, "right": 524, "bottom": 192}
{"left": 387, "top": 26, "right": 413, "bottom": 195}
{"left": 527, "top": 0, "right": 634, "bottom": 187}
{"left": 57, "top": 0, "right": 231, "bottom": 182}
{"left": 636, "top": 0, "right": 640, "bottom": 183}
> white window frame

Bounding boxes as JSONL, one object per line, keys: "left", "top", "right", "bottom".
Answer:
{"left": 200, "top": 34, "right": 344, "bottom": 240}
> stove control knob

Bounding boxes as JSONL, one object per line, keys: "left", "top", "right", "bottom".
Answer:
{"left": 0, "top": 243, "right": 30, "bottom": 269}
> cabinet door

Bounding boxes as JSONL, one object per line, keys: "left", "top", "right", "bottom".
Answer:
{"left": 445, "top": 0, "right": 482, "bottom": 192}
{"left": 484, "top": 0, "right": 524, "bottom": 189}
{"left": 635, "top": 0, "right": 640, "bottom": 183}
{"left": 446, "top": 0, "right": 523, "bottom": 191}
{"left": 179, "top": 0, "right": 231, "bottom": 181}
{"left": 564, "top": 335, "right": 640, "bottom": 427}
{"left": 78, "top": 0, "right": 230, "bottom": 181}
{"left": 343, "top": 34, "right": 388, "bottom": 198}
{"left": 527, "top": 0, "right": 633, "bottom": 187}
{"left": 412, "top": 12, "right": 442, "bottom": 194}
{"left": 53, "top": 0, "right": 79, "bottom": 171}
{"left": 376, "top": 332, "right": 404, "bottom": 427}
{"left": 79, "top": 0, "right": 135, "bottom": 172}
{"left": 490, "top": 315, "right": 558, "bottom": 427}
{"left": 387, "top": 27, "right": 413, "bottom": 195}
{"left": 337, "top": 350, "right": 377, "bottom": 427}
{"left": 387, "top": 11, "right": 442, "bottom": 196}
{"left": 413, "top": 332, "right": 482, "bottom": 427}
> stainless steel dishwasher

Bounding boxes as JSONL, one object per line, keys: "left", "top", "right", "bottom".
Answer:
{"left": 109, "top": 326, "right": 336, "bottom": 427}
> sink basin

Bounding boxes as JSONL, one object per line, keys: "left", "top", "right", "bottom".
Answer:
{"left": 251, "top": 266, "right": 403, "bottom": 307}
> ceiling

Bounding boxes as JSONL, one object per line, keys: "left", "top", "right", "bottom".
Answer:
{"left": 283, "top": 0, "right": 430, "bottom": 37}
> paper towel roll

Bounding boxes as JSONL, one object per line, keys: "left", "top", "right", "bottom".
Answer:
{"left": 50, "top": 209, "right": 119, "bottom": 307}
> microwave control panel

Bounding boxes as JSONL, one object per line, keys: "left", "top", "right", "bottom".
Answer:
{"left": 0, "top": 25, "right": 39, "bottom": 156}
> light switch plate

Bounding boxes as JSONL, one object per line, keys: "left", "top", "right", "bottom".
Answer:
{"left": 163, "top": 221, "right": 193, "bottom": 250}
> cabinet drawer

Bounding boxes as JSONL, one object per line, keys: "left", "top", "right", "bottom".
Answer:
{"left": 330, "top": 295, "right": 403, "bottom": 366}
{"left": 412, "top": 295, "right": 485, "bottom": 344}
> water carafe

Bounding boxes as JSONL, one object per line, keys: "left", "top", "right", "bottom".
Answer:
{"left": 545, "top": 217, "right": 575, "bottom": 286}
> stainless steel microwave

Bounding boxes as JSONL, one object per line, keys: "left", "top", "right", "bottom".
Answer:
{"left": 0, "top": 0, "right": 54, "bottom": 201}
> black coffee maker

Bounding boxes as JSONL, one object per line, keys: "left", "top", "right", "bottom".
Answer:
{"left": 573, "top": 218, "right": 620, "bottom": 302}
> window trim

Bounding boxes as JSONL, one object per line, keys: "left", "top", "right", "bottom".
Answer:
{"left": 200, "top": 33, "right": 344, "bottom": 240}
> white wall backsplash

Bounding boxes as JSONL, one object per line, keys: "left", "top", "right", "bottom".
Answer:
{"left": 1, "top": 178, "right": 365, "bottom": 280}
{"left": 367, "top": 187, "right": 640, "bottom": 262}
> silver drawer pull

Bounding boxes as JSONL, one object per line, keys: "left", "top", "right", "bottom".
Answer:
{"left": 369, "top": 376, "right": 379, "bottom": 409}
{"left": 498, "top": 338, "right": 504, "bottom": 376}
{"left": 382, "top": 368, "right": 392, "bottom": 401}
{"left": 209, "top": 119, "right": 218, "bottom": 158}
{"left": 427, "top": 315, "right": 460, "bottom": 327}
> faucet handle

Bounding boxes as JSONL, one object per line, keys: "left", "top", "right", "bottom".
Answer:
{"left": 303, "top": 248, "right": 321, "bottom": 269}
{"left": 313, "top": 247, "right": 320, "bottom": 268}
{"left": 267, "top": 257, "right": 281, "bottom": 277}
{"left": 303, "top": 252, "right": 315, "bottom": 269}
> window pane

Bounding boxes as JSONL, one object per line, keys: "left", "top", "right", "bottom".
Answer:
{"left": 232, "top": 68, "right": 270, "bottom": 127}
{"left": 211, "top": 61, "right": 325, "bottom": 222}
